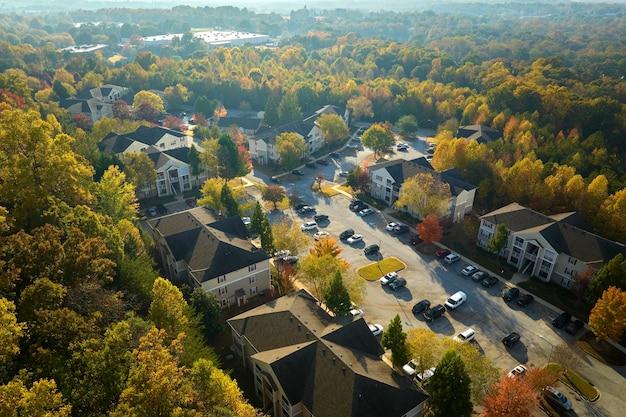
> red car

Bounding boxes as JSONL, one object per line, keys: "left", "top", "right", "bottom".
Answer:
{"left": 435, "top": 249, "right": 451, "bottom": 258}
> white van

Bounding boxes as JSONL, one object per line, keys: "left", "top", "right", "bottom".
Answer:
{"left": 444, "top": 253, "right": 460, "bottom": 264}
{"left": 454, "top": 328, "right": 475, "bottom": 343}
{"left": 445, "top": 291, "right": 467, "bottom": 309}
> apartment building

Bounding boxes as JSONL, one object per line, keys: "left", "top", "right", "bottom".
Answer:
{"left": 61, "top": 84, "right": 129, "bottom": 123}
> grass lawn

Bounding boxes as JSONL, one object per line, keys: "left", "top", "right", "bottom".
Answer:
{"left": 518, "top": 279, "right": 591, "bottom": 319}
{"left": 546, "top": 363, "right": 600, "bottom": 401}
{"left": 263, "top": 196, "right": 290, "bottom": 211}
{"left": 357, "top": 257, "right": 406, "bottom": 281}
{"left": 577, "top": 331, "right": 626, "bottom": 366}
{"left": 336, "top": 185, "right": 355, "bottom": 196}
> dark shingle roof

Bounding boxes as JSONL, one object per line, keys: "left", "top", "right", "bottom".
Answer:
{"left": 99, "top": 133, "right": 134, "bottom": 154}
{"left": 230, "top": 290, "right": 428, "bottom": 417}
{"left": 457, "top": 124, "right": 501, "bottom": 143}
{"left": 163, "top": 147, "right": 192, "bottom": 164}
{"left": 440, "top": 168, "right": 477, "bottom": 195}
{"left": 217, "top": 116, "right": 263, "bottom": 131}
{"left": 254, "top": 105, "right": 346, "bottom": 143}
{"left": 130, "top": 125, "right": 185, "bottom": 145}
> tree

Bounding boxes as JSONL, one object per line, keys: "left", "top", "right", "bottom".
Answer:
{"left": 278, "top": 92, "right": 302, "bottom": 124}
{"left": 417, "top": 214, "right": 443, "bottom": 244}
{"left": 361, "top": 123, "right": 394, "bottom": 158}
{"left": 487, "top": 223, "right": 509, "bottom": 255}
{"left": 263, "top": 95, "right": 280, "bottom": 127}
{"left": 0, "top": 298, "right": 23, "bottom": 366}
{"left": 346, "top": 165, "right": 370, "bottom": 192}
{"left": 272, "top": 220, "right": 310, "bottom": 254}
{"left": 198, "top": 178, "right": 224, "bottom": 212}
{"left": 162, "top": 115, "right": 185, "bottom": 131}
{"left": 94, "top": 166, "right": 138, "bottom": 223}
{"left": 587, "top": 254, "right": 626, "bottom": 302}
{"left": 396, "top": 115, "right": 418, "bottom": 136}
{"left": 598, "top": 188, "right": 626, "bottom": 242}
{"left": 194, "top": 96, "right": 217, "bottom": 119}
{"left": 396, "top": 173, "right": 451, "bottom": 219}
{"left": 552, "top": 343, "right": 582, "bottom": 372}
{"left": 428, "top": 350, "right": 472, "bottom": 417}
{"left": 250, "top": 202, "right": 264, "bottom": 235}
{"left": 132, "top": 90, "right": 165, "bottom": 113}
{"left": 218, "top": 134, "right": 249, "bottom": 179}
{"left": 382, "top": 314, "right": 410, "bottom": 367}
{"left": 149, "top": 278, "right": 189, "bottom": 338}
{"left": 347, "top": 96, "right": 373, "bottom": 120}
{"left": 317, "top": 113, "right": 349, "bottom": 144}
{"left": 276, "top": 132, "right": 307, "bottom": 169}
{"left": 112, "top": 100, "right": 132, "bottom": 119}
{"left": 406, "top": 328, "right": 441, "bottom": 376}
{"left": 262, "top": 185, "right": 286, "bottom": 210}
{"left": 187, "top": 146, "right": 201, "bottom": 179}
{"left": 259, "top": 217, "right": 275, "bottom": 254}
{"left": 0, "top": 378, "right": 71, "bottom": 417}
{"left": 190, "top": 288, "right": 223, "bottom": 342}
{"left": 163, "top": 84, "right": 189, "bottom": 109}
{"left": 483, "top": 374, "right": 538, "bottom": 417}
{"left": 310, "top": 236, "right": 344, "bottom": 259}
{"left": 220, "top": 182, "right": 240, "bottom": 217}
{"left": 324, "top": 270, "right": 352, "bottom": 315}
{"left": 199, "top": 138, "right": 220, "bottom": 177}
{"left": 120, "top": 152, "right": 156, "bottom": 192}
{"left": 589, "top": 286, "right": 626, "bottom": 341}
{"left": 18, "top": 278, "right": 67, "bottom": 321}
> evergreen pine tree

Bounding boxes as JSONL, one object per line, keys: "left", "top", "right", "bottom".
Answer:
{"left": 428, "top": 350, "right": 473, "bottom": 417}
{"left": 259, "top": 217, "right": 274, "bottom": 254}
{"left": 382, "top": 314, "right": 410, "bottom": 367}
{"left": 263, "top": 95, "right": 280, "bottom": 127}
{"left": 220, "top": 183, "right": 240, "bottom": 217}
{"left": 250, "top": 202, "right": 264, "bottom": 236}
{"left": 323, "top": 271, "right": 352, "bottom": 315}
{"left": 277, "top": 92, "right": 302, "bottom": 124}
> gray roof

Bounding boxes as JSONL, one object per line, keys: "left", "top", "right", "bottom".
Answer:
{"left": 229, "top": 290, "right": 428, "bottom": 417}
{"left": 482, "top": 203, "right": 625, "bottom": 264}
{"left": 457, "top": 124, "right": 501, "bottom": 143}
{"left": 254, "top": 104, "right": 346, "bottom": 143}
{"left": 99, "top": 133, "right": 134, "bottom": 154}
{"left": 148, "top": 208, "right": 269, "bottom": 282}
{"left": 217, "top": 116, "right": 263, "bottom": 131}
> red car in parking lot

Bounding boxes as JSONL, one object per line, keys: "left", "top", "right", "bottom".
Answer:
{"left": 435, "top": 249, "right": 451, "bottom": 258}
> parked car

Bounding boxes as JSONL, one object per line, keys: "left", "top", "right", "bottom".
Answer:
{"left": 358, "top": 208, "right": 374, "bottom": 217}
{"left": 313, "top": 231, "right": 330, "bottom": 241}
{"left": 415, "top": 367, "right": 436, "bottom": 384}
{"left": 368, "top": 323, "right": 384, "bottom": 337}
{"left": 280, "top": 255, "right": 299, "bottom": 265}
{"left": 543, "top": 387, "right": 573, "bottom": 411}
{"left": 502, "top": 332, "right": 521, "bottom": 347}
{"left": 274, "top": 249, "right": 291, "bottom": 259}
{"left": 471, "top": 271, "right": 487, "bottom": 282}
{"left": 297, "top": 206, "right": 316, "bottom": 215}
{"left": 347, "top": 234, "right": 363, "bottom": 244}
{"left": 349, "top": 199, "right": 365, "bottom": 211}
{"left": 389, "top": 278, "right": 407, "bottom": 291}
{"left": 565, "top": 319, "right": 584, "bottom": 335}
{"left": 444, "top": 253, "right": 460, "bottom": 264}
{"left": 394, "top": 224, "right": 410, "bottom": 234}
{"left": 425, "top": 155, "right": 433, "bottom": 162}
{"left": 330, "top": 152, "right": 340, "bottom": 158}
{"left": 454, "top": 328, "right": 475, "bottom": 343}
{"left": 291, "top": 169, "right": 304, "bottom": 176}
{"left": 445, "top": 291, "right": 467, "bottom": 310}
{"left": 339, "top": 229, "right": 355, "bottom": 240}
{"left": 316, "top": 159, "right": 329, "bottom": 165}
{"left": 155, "top": 204, "right": 168, "bottom": 215}
{"left": 552, "top": 312, "right": 571, "bottom": 329}
{"left": 516, "top": 294, "right": 534, "bottom": 307}
{"left": 363, "top": 244, "right": 380, "bottom": 255}
{"left": 412, "top": 299, "right": 431, "bottom": 315}
{"left": 461, "top": 265, "right": 478, "bottom": 276}
{"left": 293, "top": 203, "right": 306, "bottom": 211}
{"left": 349, "top": 308, "right": 363, "bottom": 317}
{"left": 396, "top": 143, "right": 409, "bottom": 151}
{"left": 402, "top": 359, "right": 418, "bottom": 378}
{"left": 481, "top": 275, "right": 499, "bottom": 288}
{"left": 380, "top": 271, "right": 398, "bottom": 285}
{"left": 313, "top": 214, "right": 329, "bottom": 222}
{"left": 385, "top": 222, "right": 399, "bottom": 231}
{"left": 347, "top": 142, "right": 360, "bottom": 149}
{"left": 507, "top": 365, "right": 527, "bottom": 378}
{"left": 338, "top": 171, "right": 349, "bottom": 177}
{"left": 409, "top": 236, "right": 422, "bottom": 246}
{"left": 424, "top": 304, "right": 446, "bottom": 321}
{"left": 305, "top": 161, "right": 316, "bottom": 168}
{"left": 241, "top": 216, "right": 251, "bottom": 226}
{"left": 147, "top": 206, "right": 158, "bottom": 217}
{"left": 300, "top": 221, "right": 317, "bottom": 231}
{"left": 502, "top": 287, "right": 520, "bottom": 302}
{"left": 435, "top": 248, "right": 451, "bottom": 258}
{"left": 270, "top": 176, "right": 281, "bottom": 183}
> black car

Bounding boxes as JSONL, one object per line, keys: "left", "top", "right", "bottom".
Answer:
{"left": 412, "top": 300, "right": 431, "bottom": 315}
{"left": 297, "top": 206, "right": 316, "bottom": 215}
{"left": 394, "top": 224, "right": 410, "bottom": 234}
{"left": 409, "top": 236, "right": 422, "bottom": 246}
{"left": 516, "top": 294, "right": 534, "bottom": 307}
{"left": 291, "top": 169, "right": 304, "bottom": 176}
{"left": 552, "top": 312, "right": 571, "bottom": 329}
{"left": 293, "top": 203, "right": 306, "bottom": 211}
{"left": 316, "top": 159, "right": 329, "bottom": 165}
{"left": 349, "top": 200, "right": 367, "bottom": 211}
{"left": 502, "top": 332, "right": 521, "bottom": 347}
{"left": 270, "top": 176, "right": 281, "bottom": 183}
{"left": 424, "top": 304, "right": 446, "bottom": 321}
{"left": 305, "top": 161, "right": 316, "bottom": 168}
{"left": 565, "top": 319, "right": 584, "bottom": 335}
{"left": 502, "top": 287, "right": 520, "bottom": 301}
{"left": 330, "top": 152, "right": 340, "bottom": 158}
{"left": 481, "top": 275, "right": 499, "bottom": 287}
{"left": 339, "top": 229, "right": 355, "bottom": 240}
{"left": 364, "top": 244, "right": 380, "bottom": 255}
{"left": 389, "top": 278, "right": 407, "bottom": 291}
{"left": 156, "top": 204, "right": 168, "bottom": 215}
{"left": 313, "top": 214, "right": 329, "bottom": 223}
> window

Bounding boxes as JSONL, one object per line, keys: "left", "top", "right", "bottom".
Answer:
{"left": 541, "top": 260, "right": 552, "bottom": 269}
{"left": 375, "top": 175, "right": 383, "bottom": 181}
{"left": 514, "top": 237, "right": 524, "bottom": 247}
{"left": 218, "top": 275, "right": 226, "bottom": 283}
{"left": 159, "top": 143, "right": 165, "bottom": 148}
{"left": 250, "top": 286, "right": 257, "bottom": 295}
{"left": 248, "top": 264, "right": 257, "bottom": 272}
{"left": 249, "top": 275, "right": 256, "bottom": 284}
{"left": 544, "top": 250, "right": 556, "bottom": 262}
{"left": 568, "top": 257, "right": 578, "bottom": 265}
{"left": 220, "top": 298, "right": 228, "bottom": 307}
{"left": 219, "top": 286, "right": 227, "bottom": 295}
{"left": 386, "top": 179, "right": 392, "bottom": 185}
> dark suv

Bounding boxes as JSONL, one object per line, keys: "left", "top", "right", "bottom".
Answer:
{"left": 364, "top": 244, "right": 380, "bottom": 255}
{"left": 502, "top": 287, "right": 520, "bottom": 302}
{"left": 552, "top": 312, "right": 571, "bottom": 329}
{"left": 502, "top": 332, "right": 521, "bottom": 347}
{"left": 340, "top": 229, "right": 355, "bottom": 240}
{"left": 424, "top": 304, "right": 446, "bottom": 321}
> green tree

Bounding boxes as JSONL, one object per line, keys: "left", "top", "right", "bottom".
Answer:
{"left": 263, "top": 95, "right": 280, "bottom": 127}
{"left": 199, "top": 138, "right": 220, "bottom": 177}
{"left": 317, "top": 113, "right": 349, "bottom": 144}
{"left": 382, "top": 314, "right": 410, "bottom": 367}
{"left": 120, "top": 152, "right": 156, "bottom": 192}
{"left": 0, "top": 297, "right": 24, "bottom": 366}
{"left": 94, "top": 165, "right": 138, "bottom": 223}
{"left": 0, "top": 378, "right": 71, "bottom": 417}
{"left": 163, "top": 84, "right": 189, "bottom": 109}
{"left": 587, "top": 254, "right": 626, "bottom": 302}
{"left": 487, "top": 223, "right": 509, "bottom": 255}
{"left": 260, "top": 217, "right": 275, "bottom": 254}
{"left": 190, "top": 288, "right": 223, "bottom": 343}
{"left": 276, "top": 132, "right": 307, "bottom": 169}
{"left": 428, "top": 350, "right": 473, "bottom": 417}
{"left": 194, "top": 96, "right": 217, "bottom": 119}
{"left": 262, "top": 184, "right": 286, "bottom": 210}
{"left": 18, "top": 278, "right": 67, "bottom": 321}
{"left": 396, "top": 115, "right": 418, "bottom": 136}
{"left": 198, "top": 177, "right": 224, "bottom": 212}
{"left": 218, "top": 134, "right": 248, "bottom": 179}
{"left": 361, "top": 123, "right": 394, "bottom": 158}
{"left": 250, "top": 201, "right": 264, "bottom": 235}
{"left": 220, "top": 182, "right": 240, "bottom": 217}
{"left": 187, "top": 146, "right": 202, "bottom": 179}
{"left": 149, "top": 278, "right": 188, "bottom": 338}
{"left": 324, "top": 270, "right": 352, "bottom": 315}
{"left": 278, "top": 92, "right": 302, "bottom": 124}
{"left": 132, "top": 90, "right": 165, "bottom": 113}
{"left": 116, "top": 254, "right": 158, "bottom": 311}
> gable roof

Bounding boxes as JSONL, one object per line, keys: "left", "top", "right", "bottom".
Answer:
{"left": 457, "top": 124, "right": 501, "bottom": 143}
{"left": 129, "top": 125, "right": 186, "bottom": 145}
{"left": 230, "top": 290, "right": 428, "bottom": 417}
{"left": 217, "top": 116, "right": 263, "bottom": 131}
{"left": 99, "top": 132, "right": 135, "bottom": 154}
{"left": 482, "top": 203, "right": 625, "bottom": 264}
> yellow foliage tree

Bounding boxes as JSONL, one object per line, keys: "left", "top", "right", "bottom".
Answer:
{"left": 589, "top": 286, "right": 626, "bottom": 341}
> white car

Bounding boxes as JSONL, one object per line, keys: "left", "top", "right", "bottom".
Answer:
{"left": 396, "top": 143, "right": 409, "bottom": 151}
{"left": 461, "top": 265, "right": 478, "bottom": 276}
{"left": 402, "top": 359, "right": 418, "bottom": 377}
{"left": 454, "top": 328, "right": 475, "bottom": 343}
{"left": 338, "top": 171, "right": 349, "bottom": 177}
{"left": 313, "top": 231, "right": 330, "bottom": 240}
{"left": 507, "top": 365, "right": 528, "bottom": 378}
{"left": 379, "top": 271, "right": 398, "bottom": 285}
{"left": 444, "top": 253, "right": 460, "bottom": 264}
{"left": 415, "top": 367, "right": 436, "bottom": 384}
{"left": 241, "top": 216, "right": 251, "bottom": 226}
{"left": 358, "top": 208, "right": 374, "bottom": 217}
{"left": 349, "top": 308, "right": 363, "bottom": 317}
{"left": 300, "top": 221, "right": 317, "bottom": 231}
{"left": 368, "top": 323, "right": 384, "bottom": 337}
{"left": 347, "top": 234, "right": 363, "bottom": 244}
{"left": 445, "top": 291, "right": 467, "bottom": 310}
{"left": 385, "top": 222, "right": 399, "bottom": 231}
{"left": 425, "top": 155, "right": 433, "bottom": 161}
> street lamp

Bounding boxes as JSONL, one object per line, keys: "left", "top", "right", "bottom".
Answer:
{"left": 538, "top": 334, "right": 555, "bottom": 364}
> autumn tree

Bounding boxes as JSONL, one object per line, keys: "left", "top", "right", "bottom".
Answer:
{"left": 361, "top": 123, "right": 394, "bottom": 158}
{"left": 262, "top": 185, "right": 286, "bottom": 210}
{"left": 406, "top": 328, "right": 441, "bottom": 376}
{"left": 598, "top": 188, "right": 626, "bottom": 242}
{"left": 149, "top": 278, "right": 189, "bottom": 338}
{"left": 483, "top": 374, "right": 538, "bottom": 417}
{"left": 272, "top": 220, "right": 310, "bottom": 254}
{"left": 382, "top": 314, "right": 410, "bottom": 367}
{"left": 317, "top": 113, "right": 349, "bottom": 144}
{"left": 162, "top": 115, "right": 185, "bottom": 131}
{"left": 587, "top": 254, "right": 626, "bottom": 302}
{"left": 347, "top": 95, "right": 373, "bottom": 120}
{"left": 94, "top": 166, "right": 138, "bottom": 223}
{"left": 324, "top": 270, "right": 352, "bottom": 315}
{"left": 198, "top": 178, "right": 224, "bottom": 212}
{"left": 396, "top": 173, "right": 451, "bottom": 219}
{"left": 310, "top": 236, "right": 344, "bottom": 259}
{"left": 428, "top": 350, "right": 472, "bottom": 417}
{"left": 396, "top": 115, "right": 418, "bottom": 136}
{"left": 0, "top": 378, "right": 71, "bottom": 417}
{"left": 0, "top": 298, "right": 23, "bottom": 366}
{"left": 589, "top": 286, "right": 626, "bottom": 341}
{"left": 199, "top": 138, "right": 220, "bottom": 177}
{"left": 417, "top": 214, "right": 443, "bottom": 244}
{"left": 276, "top": 132, "right": 307, "bottom": 169}
{"left": 132, "top": 90, "right": 164, "bottom": 113}
{"left": 346, "top": 165, "right": 370, "bottom": 192}
{"left": 120, "top": 152, "right": 156, "bottom": 192}
{"left": 487, "top": 223, "right": 509, "bottom": 256}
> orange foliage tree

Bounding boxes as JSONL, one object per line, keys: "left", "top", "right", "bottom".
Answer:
{"left": 483, "top": 374, "right": 538, "bottom": 417}
{"left": 589, "top": 286, "right": 626, "bottom": 341}
{"left": 417, "top": 214, "right": 443, "bottom": 244}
